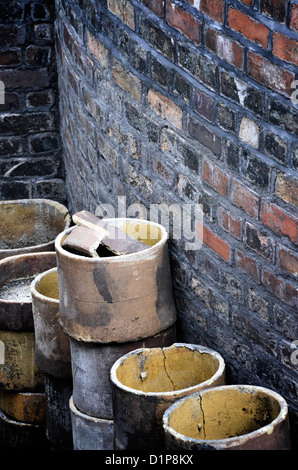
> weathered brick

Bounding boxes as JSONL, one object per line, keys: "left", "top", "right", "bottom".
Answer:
{"left": 205, "top": 27, "right": 244, "bottom": 69}
{"left": 0, "top": 69, "right": 49, "bottom": 89}
{"left": 202, "top": 225, "right": 231, "bottom": 261}
{"left": 167, "top": 2, "right": 202, "bottom": 43}
{"left": 260, "top": 0, "right": 288, "bottom": 23}
{"left": 247, "top": 51, "right": 294, "bottom": 96}
{"left": 188, "top": 116, "right": 221, "bottom": 156}
{"left": 0, "top": 137, "right": 22, "bottom": 155}
{"left": 199, "top": 0, "right": 224, "bottom": 23}
{"left": 269, "top": 99, "right": 298, "bottom": 135}
{"left": 130, "top": 41, "right": 148, "bottom": 75}
{"left": 178, "top": 44, "right": 217, "bottom": 90}
{"left": 261, "top": 201, "right": 298, "bottom": 244}
{"left": 193, "top": 88, "right": 213, "bottom": 122}
{"left": 0, "top": 1, "right": 24, "bottom": 22}
{"left": 236, "top": 249, "right": 260, "bottom": 282}
{"left": 228, "top": 8, "right": 269, "bottom": 48}
{"left": 26, "top": 90, "right": 54, "bottom": 109}
{"left": 217, "top": 103, "right": 236, "bottom": 132}
{"left": 0, "top": 181, "right": 30, "bottom": 199}
{"left": 290, "top": 3, "right": 298, "bottom": 32}
{"left": 139, "top": 0, "right": 164, "bottom": 17}
{"left": 139, "top": 18, "right": 175, "bottom": 60}
{"left": 245, "top": 155, "right": 271, "bottom": 189}
{"left": 151, "top": 56, "right": 168, "bottom": 88}
{"left": 0, "top": 49, "right": 21, "bottom": 66}
{"left": 26, "top": 45, "right": 51, "bottom": 66}
{"left": 261, "top": 269, "right": 298, "bottom": 308}
{"left": 231, "top": 178, "right": 260, "bottom": 218}
{"left": 218, "top": 206, "right": 242, "bottom": 239}
{"left": 87, "top": 31, "right": 109, "bottom": 68}
{"left": 220, "top": 71, "right": 265, "bottom": 116}
{"left": 148, "top": 88, "right": 182, "bottom": 129}
{"left": 173, "top": 71, "right": 192, "bottom": 103}
{"left": 0, "top": 113, "right": 53, "bottom": 135}
{"left": 273, "top": 32, "right": 298, "bottom": 66}
{"left": 245, "top": 222, "right": 275, "bottom": 262}
{"left": 248, "top": 288, "right": 269, "bottom": 321}
{"left": 203, "top": 158, "right": 230, "bottom": 196}
{"left": 275, "top": 171, "right": 298, "bottom": 207}
{"left": 0, "top": 24, "right": 26, "bottom": 45}
{"left": 263, "top": 130, "right": 287, "bottom": 163}
{"left": 112, "top": 59, "right": 142, "bottom": 101}
{"left": 224, "top": 272, "right": 243, "bottom": 300}
{"left": 29, "top": 133, "right": 59, "bottom": 153}
{"left": 0, "top": 92, "right": 20, "bottom": 112}
{"left": 31, "top": 3, "right": 51, "bottom": 22}
{"left": 239, "top": 116, "right": 259, "bottom": 149}
{"left": 107, "top": 0, "right": 135, "bottom": 29}
{"left": 279, "top": 247, "right": 298, "bottom": 278}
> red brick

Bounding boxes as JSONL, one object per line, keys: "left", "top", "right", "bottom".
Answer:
{"left": 200, "top": 0, "right": 224, "bottom": 23}
{"left": 167, "top": 2, "right": 201, "bottom": 43}
{"left": 273, "top": 32, "right": 298, "bottom": 66}
{"left": 203, "top": 159, "right": 230, "bottom": 197}
{"left": 261, "top": 201, "right": 298, "bottom": 244}
{"left": 228, "top": 8, "right": 269, "bottom": 48}
{"left": 247, "top": 51, "right": 294, "bottom": 95}
{"left": 261, "top": 269, "right": 298, "bottom": 307}
{"left": 193, "top": 88, "right": 213, "bottom": 122}
{"left": 279, "top": 247, "right": 298, "bottom": 277}
{"left": 139, "top": 0, "right": 164, "bottom": 17}
{"left": 205, "top": 27, "right": 244, "bottom": 69}
{"left": 231, "top": 179, "right": 260, "bottom": 218}
{"left": 202, "top": 225, "right": 231, "bottom": 261}
{"left": 218, "top": 206, "right": 242, "bottom": 240}
{"left": 290, "top": 3, "right": 298, "bottom": 32}
{"left": 236, "top": 249, "right": 260, "bottom": 282}
{"left": 240, "top": 0, "right": 253, "bottom": 5}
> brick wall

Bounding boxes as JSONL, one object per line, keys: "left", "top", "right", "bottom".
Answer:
{"left": 55, "top": 0, "right": 298, "bottom": 445}
{"left": 0, "top": 0, "right": 66, "bottom": 203}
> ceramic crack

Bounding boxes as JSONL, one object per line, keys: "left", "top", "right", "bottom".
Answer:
{"left": 198, "top": 393, "right": 206, "bottom": 439}
{"left": 161, "top": 348, "right": 175, "bottom": 391}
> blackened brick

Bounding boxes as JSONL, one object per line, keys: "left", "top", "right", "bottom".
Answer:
{"left": 0, "top": 69, "right": 49, "bottom": 89}
{"left": 264, "top": 130, "right": 287, "bottom": 163}
{"left": 173, "top": 71, "right": 192, "bottom": 103}
{"left": 217, "top": 103, "right": 236, "bottom": 132}
{"left": 151, "top": 56, "right": 168, "bottom": 88}
{"left": 244, "top": 155, "right": 271, "bottom": 189}
{"left": 139, "top": 18, "right": 175, "bottom": 60}
{"left": 29, "top": 133, "right": 59, "bottom": 153}
{"left": 193, "top": 88, "right": 213, "bottom": 122}
{"left": 188, "top": 115, "right": 221, "bottom": 156}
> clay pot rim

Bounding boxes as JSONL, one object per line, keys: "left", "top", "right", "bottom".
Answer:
{"left": 110, "top": 342, "right": 226, "bottom": 397}
{"left": 162, "top": 384, "right": 289, "bottom": 450}
{"left": 30, "top": 267, "right": 59, "bottom": 304}
{"left": 0, "top": 252, "right": 57, "bottom": 306}
{"left": 69, "top": 396, "right": 112, "bottom": 425}
{"left": 55, "top": 218, "right": 169, "bottom": 263}
{"left": 0, "top": 199, "right": 71, "bottom": 257}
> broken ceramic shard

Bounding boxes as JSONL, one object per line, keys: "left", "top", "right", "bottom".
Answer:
{"left": 64, "top": 210, "right": 149, "bottom": 257}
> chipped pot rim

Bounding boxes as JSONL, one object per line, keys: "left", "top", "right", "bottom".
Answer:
{"left": 110, "top": 342, "right": 226, "bottom": 398}
{"left": 0, "top": 198, "right": 71, "bottom": 256}
{"left": 162, "top": 384, "right": 289, "bottom": 450}
{"left": 30, "top": 267, "right": 59, "bottom": 304}
{"left": 55, "top": 218, "right": 169, "bottom": 263}
{"left": 0, "top": 252, "right": 57, "bottom": 305}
